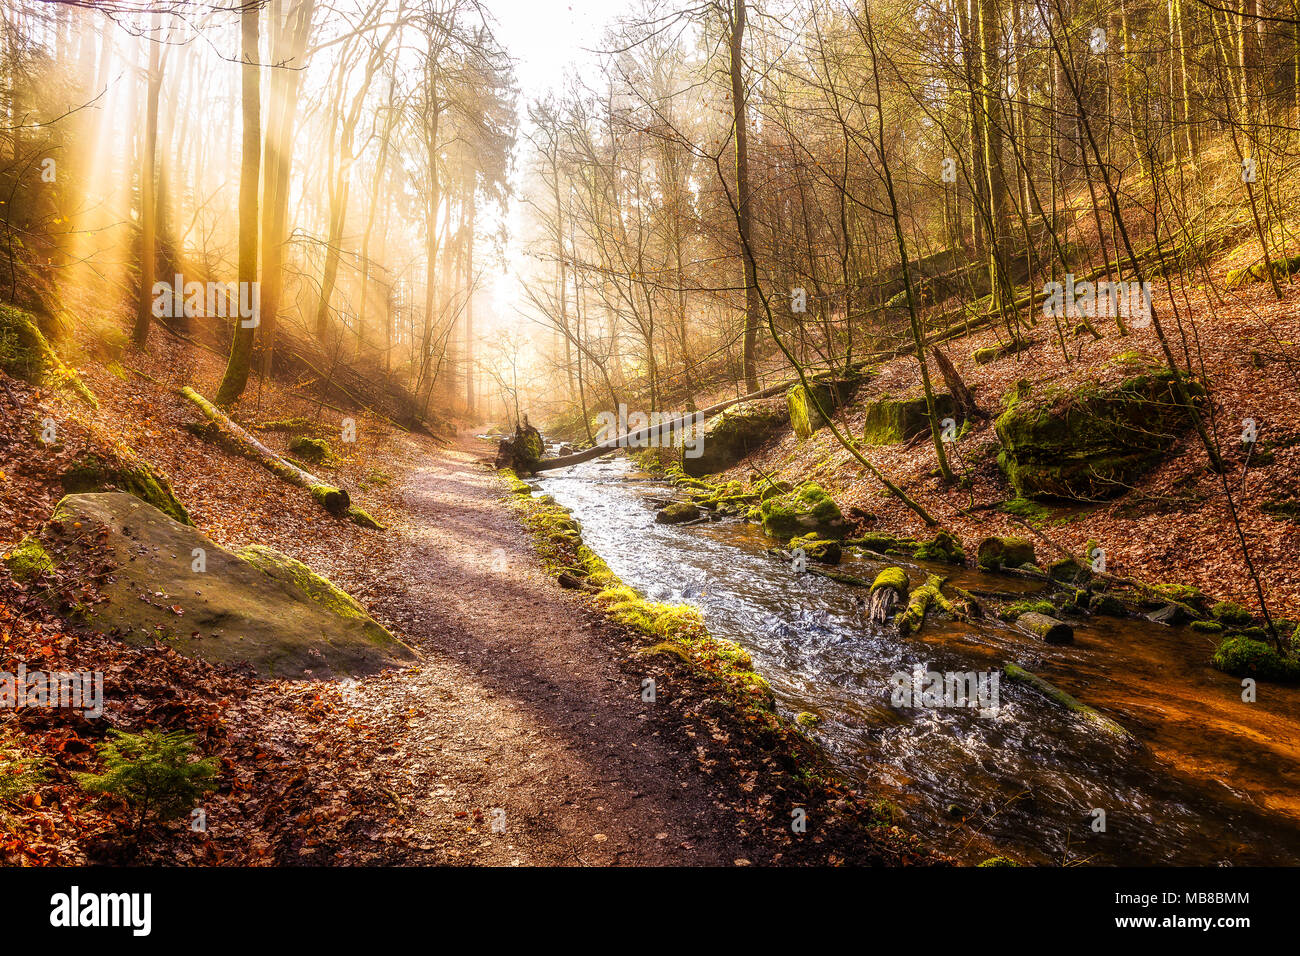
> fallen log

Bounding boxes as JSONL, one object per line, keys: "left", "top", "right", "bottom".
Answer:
{"left": 897, "top": 574, "right": 951, "bottom": 636}
{"left": 1003, "top": 663, "right": 1133, "bottom": 741}
{"left": 180, "top": 386, "right": 351, "bottom": 516}
{"left": 1015, "top": 610, "right": 1074, "bottom": 645}
{"left": 867, "top": 567, "right": 910, "bottom": 627}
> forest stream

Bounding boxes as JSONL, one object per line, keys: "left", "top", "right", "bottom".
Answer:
{"left": 534, "top": 455, "right": 1300, "bottom": 865}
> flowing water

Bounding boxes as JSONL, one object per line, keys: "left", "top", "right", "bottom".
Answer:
{"left": 535, "top": 455, "right": 1300, "bottom": 865}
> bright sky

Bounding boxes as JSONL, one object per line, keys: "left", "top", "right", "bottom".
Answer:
{"left": 487, "top": 0, "right": 639, "bottom": 97}
{"left": 483, "top": 0, "right": 643, "bottom": 333}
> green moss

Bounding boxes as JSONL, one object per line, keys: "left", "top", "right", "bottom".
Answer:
{"left": 1001, "top": 497, "right": 1050, "bottom": 525}
{"left": 994, "top": 366, "right": 1203, "bottom": 500}
{"left": 0, "top": 305, "right": 97, "bottom": 406}
{"left": 61, "top": 451, "right": 191, "bottom": 525}
{"left": 870, "top": 567, "right": 909, "bottom": 594}
{"left": 789, "top": 533, "right": 842, "bottom": 564}
{"left": 1212, "top": 635, "right": 1300, "bottom": 682}
{"left": 288, "top": 436, "right": 333, "bottom": 464}
{"left": 998, "top": 599, "right": 1056, "bottom": 621}
{"left": 1046, "top": 557, "right": 1091, "bottom": 586}
{"left": 656, "top": 501, "right": 701, "bottom": 524}
{"left": 1211, "top": 600, "right": 1254, "bottom": 627}
{"left": 795, "top": 711, "right": 821, "bottom": 727}
{"left": 977, "top": 856, "right": 1021, "bottom": 867}
{"left": 308, "top": 484, "right": 350, "bottom": 516}
{"left": 862, "top": 391, "right": 955, "bottom": 445}
{"left": 757, "top": 482, "right": 845, "bottom": 539}
{"left": 1190, "top": 619, "right": 1223, "bottom": 633}
{"left": 912, "top": 529, "right": 965, "bottom": 564}
{"left": 972, "top": 347, "right": 998, "bottom": 365}
{"left": 347, "top": 506, "right": 385, "bottom": 530}
{"left": 897, "top": 574, "right": 949, "bottom": 636}
{"left": 1089, "top": 593, "right": 1127, "bottom": 617}
{"left": 237, "top": 544, "right": 383, "bottom": 637}
{"left": 508, "top": 471, "right": 780, "bottom": 717}
{"left": 3, "top": 535, "right": 54, "bottom": 582}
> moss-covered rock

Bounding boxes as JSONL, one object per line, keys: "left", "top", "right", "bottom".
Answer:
{"left": 862, "top": 391, "right": 955, "bottom": 445}
{"left": 35, "top": 493, "right": 416, "bottom": 677}
{"left": 994, "top": 365, "right": 1205, "bottom": 500}
{"left": 997, "top": 599, "right": 1055, "bottom": 621}
{"left": 1211, "top": 635, "right": 1300, "bottom": 682}
{"left": 61, "top": 449, "right": 191, "bottom": 525}
{"left": 3, "top": 535, "right": 54, "bottom": 582}
{"left": 683, "top": 398, "right": 788, "bottom": 476}
{"left": 976, "top": 536, "right": 1036, "bottom": 571}
{"left": 0, "top": 304, "right": 96, "bottom": 406}
{"left": 1089, "top": 593, "right": 1127, "bottom": 617}
{"left": 913, "top": 529, "right": 965, "bottom": 564}
{"left": 288, "top": 436, "right": 332, "bottom": 464}
{"left": 789, "top": 533, "right": 842, "bottom": 565}
{"left": 977, "top": 856, "right": 1021, "bottom": 867}
{"left": 757, "top": 482, "right": 845, "bottom": 539}
{"left": 1046, "top": 557, "right": 1091, "bottom": 586}
{"left": 1189, "top": 619, "right": 1223, "bottom": 634}
{"left": 1211, "top": 600, "right": 1254, "bottom": 627}
{"left": 655, "top": 501, "right": 701, "bottom": 524}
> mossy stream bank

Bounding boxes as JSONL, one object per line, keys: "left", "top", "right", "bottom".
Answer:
{"left": 528, "top": 454, "right": 1300, "bottom": 865}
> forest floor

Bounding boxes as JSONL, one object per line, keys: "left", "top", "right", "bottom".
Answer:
{"left": 0, "top": 326, "right": 928, "bottom": 865}
{"left": 726, "top": 276, "right": 1300, "bottom": 615}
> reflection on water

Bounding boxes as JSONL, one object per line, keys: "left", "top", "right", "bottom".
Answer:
{"left": 537, "top": 455, "right": 1300, "bottom": 865}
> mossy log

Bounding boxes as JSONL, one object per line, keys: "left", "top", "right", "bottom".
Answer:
{"left": 897, "top": 574, "right": 951, "bottom": 636}
{"left": 1003, "top": 663, "right": 1132, "bottom": 740}
{"left": 867, "top": 567, "right": 909, "bottom": 626}
{"left": 1016, "top": 610, "right": 1074, "bottom": 645}
{"left": 181, "top": 386, "right": 351, "bottom": 517}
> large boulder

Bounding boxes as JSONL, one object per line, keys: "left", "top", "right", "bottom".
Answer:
{"left": 787, "top": 375, "right": 865, "bottom": 440}
{"left": 30, "top": 492, "right": 416, "bottom": 678}
{"left": 994, "top": 362, "right": 1205, "bottom": 500}
{"left": 682, "top": 398, "right": 788, "bottom": 477}
{"left": 862, "top": 391, "right": 955, "bottom": 444}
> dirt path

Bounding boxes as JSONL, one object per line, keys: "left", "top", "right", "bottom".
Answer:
{"left": 337, "top": 432, "right": 758, "bottom": 865}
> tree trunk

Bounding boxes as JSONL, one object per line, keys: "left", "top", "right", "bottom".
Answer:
{"left": 215, "top": 0, "right": 262, "bottom": 407}
{"left": 728, "top": 0, "right": 760, "bottom": 393}
{"left": 132, "top": 12, "right": 163, "bottom": 348}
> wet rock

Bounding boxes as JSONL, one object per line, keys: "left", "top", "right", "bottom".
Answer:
{"left": 655, "top": 502, "right": 701, "bottom": 524}
{"left": 789, "top": 534, "right": 842, "bottom": 565}
{"left": 756, "top": 482, "right": 845, "bottom": 539}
